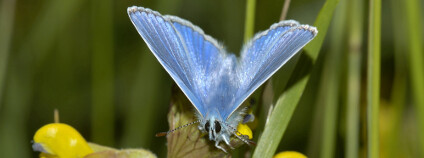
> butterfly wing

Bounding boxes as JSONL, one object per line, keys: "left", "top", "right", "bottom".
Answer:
{"left": 224, "top": 20, "right": 318, "bottom": 119}
{"left": 128, "top": 6, "right": 227, "bottom": 117}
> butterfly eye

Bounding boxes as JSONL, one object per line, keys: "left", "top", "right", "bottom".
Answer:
{"left": 205, "top": 122, "right": 210, "bottom": 132}
{"left": 214, "top": 121, "right": 221, "bottom": 133}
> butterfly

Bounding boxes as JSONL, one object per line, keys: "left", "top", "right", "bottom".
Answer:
{"left": 127, "top": 6, "right": 317, "bottom": 152}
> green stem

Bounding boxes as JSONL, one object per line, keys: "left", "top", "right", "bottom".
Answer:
{"left": 346, "top": 48, "right": 361, "bottom": 158}
{"left": 367, "top": 0, "right": 381, "bottom": 157}
{"left": 91, "top": 0, "right": 115, "bottom": 146}
{"left": 244, "top": 0, "right": 256, "bottom": 42}
{"left": 345, "top": 0, "right": 363, "bottom": 157}
{"left": 404, "top": 0, "right": 424, "bottom": 157}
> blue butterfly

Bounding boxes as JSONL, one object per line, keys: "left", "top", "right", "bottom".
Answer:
{"left": 128, "top": 6, "right": 317, "bottom": 152}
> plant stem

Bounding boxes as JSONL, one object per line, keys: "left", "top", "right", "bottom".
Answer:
{"left": 279, "top": 0, "right": 292, "bottom": 21}
{"left": 244, "top": 0, "right": 256, "bottom": 42}
{"left": 367, "top": 0, "right": 381, "bottom": 157}
{"left": 404, "top": 0, "right": 424, "bottom": 157}
{"left": 345, "top": 0, "right": 363, "bottom": 157}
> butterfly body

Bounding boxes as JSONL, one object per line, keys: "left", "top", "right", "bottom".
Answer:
{"left": 127, "top": 6, "right": 317, "bottom": 151}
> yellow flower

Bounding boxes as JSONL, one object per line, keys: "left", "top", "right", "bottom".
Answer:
{"left": 237, "top": 123, "right": 253, "bottom": 139}
{"left": 274, "top": 151, "right": 307, "bottom": 158}
{"left": 33, "top": 123, "right": 93, "bottom": 158}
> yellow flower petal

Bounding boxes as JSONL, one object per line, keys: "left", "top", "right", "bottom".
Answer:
{"left": 237, "top": 123, "right": 253, "bottom": 139}
{"left": 274, "top": 151, "right": 307, "bottom": 158}
{"left": 33, "top": 123, "right": 93, "bottom": 158}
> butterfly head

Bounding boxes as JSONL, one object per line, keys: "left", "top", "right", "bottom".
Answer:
{"left": 198, "top": 116, "right": 235, "bottom": 152}
{"left": 199, "top": 109, "right": 230, "bottom": 139}
{"left": 202, "top": 118, "right": 224, "bottom": 140}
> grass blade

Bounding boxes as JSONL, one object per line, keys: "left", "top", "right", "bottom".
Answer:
{"left": 243, "top": 0, "right": 256, "bottom": 42}
{"left": 252, "top": 0, "right": 340, "bottom": 157}
{"left": 345, "top": 0, "right": 363, "bottom": 157}
{"left": 404, "top": 0, "right": 424, "bottom": 157}
{"left": 367, "top": 0, "right": 381, "bottom": 157}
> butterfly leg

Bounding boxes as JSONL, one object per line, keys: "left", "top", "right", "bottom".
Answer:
{"left": 222, "top": 135, "right": 234, "bottom": 149}
{"left": 215, "top": 141, "right": 227, "bottom": 153}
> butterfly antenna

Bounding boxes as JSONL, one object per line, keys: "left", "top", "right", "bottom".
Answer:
{"left": 221, "top": 122, "right": 256, "bottom": 146}
{"left": 155, "top": 120, "right": 201, "bottom": 137}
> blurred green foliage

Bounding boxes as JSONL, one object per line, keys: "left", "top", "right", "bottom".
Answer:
{"left": 0, "top": 0, "right": 423, "bottom": 157}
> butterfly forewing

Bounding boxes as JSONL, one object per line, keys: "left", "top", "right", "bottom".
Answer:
{"left": 223, "top": 23, "right": 318, "bottom": 119}
{"left": 128, "top": 7, "right": 230, "bottom": 117}
{"left": 169, "top": 19, "right": 229, "bottom": 105}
